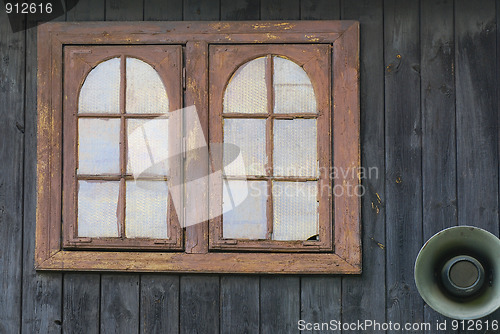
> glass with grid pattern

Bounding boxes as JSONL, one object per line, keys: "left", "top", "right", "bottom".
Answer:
{"left": 222, "top": 55, "right": 319, "bottom": 241}
{"left": 77, "top": 57, "right": 170, "bottom": 239}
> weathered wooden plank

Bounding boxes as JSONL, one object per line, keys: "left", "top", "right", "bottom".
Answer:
{"left": 0, "top": 9, "right": 25, "bottom": 334}
{"left": 145, "top": 0, "right": 182, "bottom": 21}
{"left": 260, "top": 0, "right": 300, "bottom": 20}
{"left": 261, "top": 277, "right": 300, "bottom": 333}
{"left": 21, "top": 9, "right": 64, "bottom": 333}
{"left": 62, "top": 274, "right": 100, "bottom": 334}
{"left": 100, "top": 275, "right": 140, "bottom": 334}
{"left": 300, "top": 277, "right": 341, "bottom": 334}
{"left": 140, "top": 275, "right": 179, "bottom": 334}
{"left": 106, "top": 0, "right": 144, "bottom": 21}
{"left": 180, "top": 276, "right": 219, "bottom": 334}
{"left": 221, "top": 0, "right": 259, "bottom": 20}
{"left": 384, "top": 0, "right": 423, "bottom": 332}
{"left": 301, "top": 0, "right": 339, "bottom": 20}
{"left": 420, "top": 0, "right": 457, "bottom": 332}
{"left": 67, "top": 0, "right": 104, "bottom": 21}
{"left": 220, "top": 277, "right": 259, "bottom": 334}
{"left": 455, "top": 0, "right": 500, "bottom": 328}
{"left": 183, "top": 0, "right": 220, "bottom": 20}
{"left": 341, "top": 0, "right": 386, "bottom": 331}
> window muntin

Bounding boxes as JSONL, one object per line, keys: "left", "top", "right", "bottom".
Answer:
{"left": 63, "top": 45, "right": 183, "bottom": 250}
{"left": 209, "top": 44, "right": 333, "bottom": 252}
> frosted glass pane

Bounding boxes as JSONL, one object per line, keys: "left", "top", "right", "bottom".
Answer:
{"left": 125, "top": 181, "right": 168, "bottom": 239}
{"left": 272, "top": 181, "right": 318, "bottom": 241}
{"left": 223, "top": 180, "right": 267, "bottom": 239}
{"left": 273, "top": 119, "right": 318, "bottom": 177}
{"left": 127, "top": 119, "right": 169, "bottom": 176}
{"left": 78, "top": 181, "right": 120, "bottom": 237}
{"left": 79, "top": 58, "right": 120, "bottom": 113}
{"left": 126, "top": 58, "right": 169, "bottom": 114}
{"left": 224, "top": 119, "right": 266, "bottom": 176}
{"left": 223, "top": 57, "right": 267, "bottom": 114}
{"left": 273, "top": 56, "right": 317, "bottom": 113}
{"left": 78, "top": 118, "right": 120, "bottom": 175}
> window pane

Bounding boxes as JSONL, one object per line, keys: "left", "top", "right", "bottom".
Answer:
{"left": 78, "top": 118, "right": 120, "bottom": 175}
{"left": 78, "top": 181, "right": 120, "bottom": 237}
{"left": 272, "top": 181, "right": 318, "bottom": 241}
{"left": 127, "top": 118, "right": 169, "bottom": 177}
{"left": 273, "top": 119, "right": 318, "bottom": 177}
{"left": 223, "top": 57, "right": 267, "bottom": 114}
{"left": 79, "top": 58, "right": 120, "bottom": 114}
{"left": 223, "top": 180, "right": 267, "bottom": 239}
{"left": 223, "top": 118, "right": 266, "bottom": 176}
{"left": 273, "top": 56, "right": 317, "bottom": 114}
{"left": 125, "top": 181, "right": 168, "bottom": 239}
{"left": 126, "top": 58, "right": 169, "bottom": 114}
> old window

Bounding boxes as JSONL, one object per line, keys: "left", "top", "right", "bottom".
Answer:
{"left": 36, "top": 21, "right": 360, "bottom": 274}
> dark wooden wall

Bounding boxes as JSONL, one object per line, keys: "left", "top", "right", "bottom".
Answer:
{"left": 1, "top": 0, "right": 499, "bottom": 333}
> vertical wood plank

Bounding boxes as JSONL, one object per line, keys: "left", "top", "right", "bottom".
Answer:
{"left": 180, "top": 276, "right": 219, "bottom": 334}
{"left": 221, "top": 0, "right": 259, "bottom": 20}
{"left": 100, "top": 275, "right": 140, "bottom": 334}
{"left": 341, "top": 0, "right": 386, "bottom": 331}
{"left": 145, "top": 0, "right": 183, "bottom": 20}
{"left": 63, "top": 3, "right": 105, "bottom": 333}
{"left": 384, "top": 0, "right": 423, "bottom": 332}
{"left": 455, "top": 0, "right": 498, "bottom": 234}
{"left": 220, "top": 277, "right": 259, "bottom": 334}
{"left": 455, "top": 0, "right": 500, "bottom": 328}
{"left": 106, "top": 0, "right": 144, "bottom": 21}
{"left": 0, "top": 8, "right": 25, "bottom": 334}
{"left": 260, "top": 0, "right": 300, "bottom": 20}
{"left": 261, "top": 277, "right": 300, "bottom": 333}
{"left": 22, "top": 10, "right": 64, "bottom": 334}
{"left": 140, "top": 275, "right": 179, "bottom": 334}
{"left": 297, "top": 3, "right": 342, "bottom": 333}
{"left": 300, "top": 0, "right": 340, "bottom": 20}
{"left": 420, "top": 0, "right": 458, "bottom": 332}
{"left": 300, "top": 278, "right": 341, "bottom": 334}
{"left": 63, "top": 274, "right": 100, "bottom": 334}
{"left": 183, "top": 0, "right": 220, "bottom": 20}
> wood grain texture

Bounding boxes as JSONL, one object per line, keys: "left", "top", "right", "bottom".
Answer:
{"left": 144, "top": 0, "right": 183, "bottom": 20}
{"left": 140, "top": 275, "right": 179, "bottom": 334}
{"left": 455, "top": 0, "right": 500, "bottom": 328}
{"left": 301, "top": 277, "right": 341, "bottom": 334}
{"left": 384, "top": 0, "right": 423, "bottom": 332}
{"left": 220, "top": 276, "right": 259, "bottom": 334}
{"left": 106, "top": 0, "right": 144, "bottom": 21}
{"left": 183, "top": 0, "right": 220, "bottom": 20}
{"left": 180, "top": 276, "right": 219, "bottom": 334}
{"left": 100, "top": 275, "right": 140, "bottom": 334}
{"left": 62, "top": 274, "right": 100, "bottom": 334}
{"left": 260, "top": 277, "right": 300, "bottom": 333}
{"left": 0, "top": 10, "right": 25, "bottom": 334}
{"left": 341, "top": 0, "right": 386, "bottom": 331}
{"left": 420, "top": 0, "right": 457, "bottom": 332}
{"left": 221, "top": 0, "right": 259, "bottom": 20}
{"left": 260, "top": 0, "right": 300, "bottom": 20}
{"left": 301, "top": 0, "right": 340, "bottom": 20}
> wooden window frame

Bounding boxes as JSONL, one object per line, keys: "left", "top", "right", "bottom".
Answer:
{"left": 62, "top": 45, "right": 183, "bottom": 250}
{"left": 209, "top": 44, "right": 332, "bottom": 252}
{"left": 36, "top": 21, "right": 361, "bottom": 274}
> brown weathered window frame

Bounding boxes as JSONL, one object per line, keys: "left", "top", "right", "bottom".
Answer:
{"left": 36, "top": 21, "right": 361, "bottom": 274}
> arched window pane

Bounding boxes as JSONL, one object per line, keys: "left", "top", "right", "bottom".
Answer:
{"left": 273, "top": 56, "right": 317, "bottom": 113}
{"left": 223, "top": 57, "right": 267, "bottom": 114}
{"left": 126, "top": 58, "right": 169, "bottom": 114}
{"left": 79, "top": 57, "right": 121, "bottom": 113}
